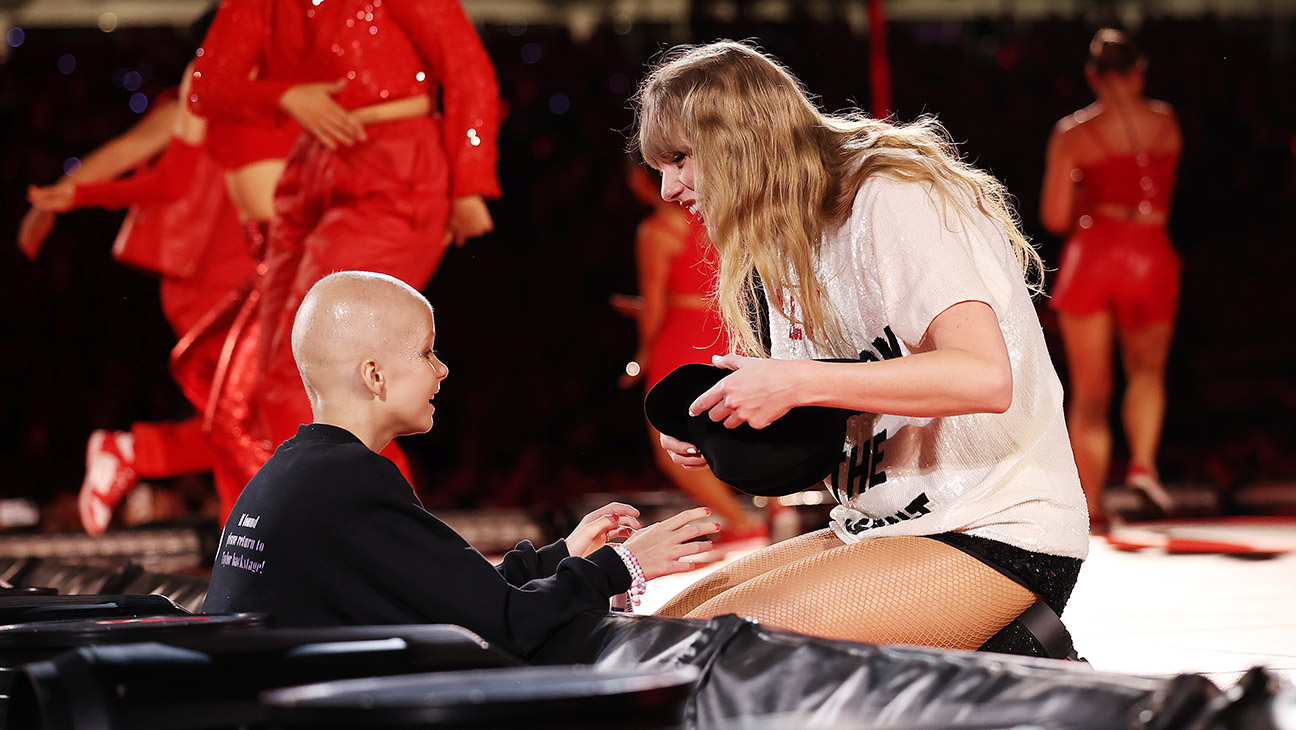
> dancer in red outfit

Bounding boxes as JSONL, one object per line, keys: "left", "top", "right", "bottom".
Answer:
{"left": 23, "top": 87, "right": 229, "bottom": 534}
{"left": 29, "top": 48, "right": 300, "bottom": 528}
{"left": 1041, "top": 29, "right": 1181, "bottom": 532}
{"left": 190, "top": 0, "right": 500, "bottom": 476}
{"left": 619, "top": 164, "right": 764, "bottom": 543}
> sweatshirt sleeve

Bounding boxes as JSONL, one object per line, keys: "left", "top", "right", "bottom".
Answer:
{"left": 494, "top": 539, "right": 572, "bottom": 587}
{"left": 348, "top": 477, "right": 630, "bottom": 658}
{"left": 384, "top": 0, "right": 501, "bottom": 200}
{"left": 189, "top": 0, "right": 295, "bottom": 124}
{"left": 73, "top": 139, "right": 202, "bottom": 210}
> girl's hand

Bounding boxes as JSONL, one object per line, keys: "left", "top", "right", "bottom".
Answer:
{"left": 621, "top": 506, "right": 719, "bottom": 580}
{"left": 565, "top": 502, "right": 641, "bottom": 557}
{"left": 659, "top": 432, "right": 709, "bottom": 469}
{"left": 690, "top": 354, "right": 805, "bottom": 429}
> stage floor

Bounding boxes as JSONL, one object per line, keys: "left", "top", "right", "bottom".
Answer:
{"left": 640, "top": 534, "right": 1296, "bottom": 687}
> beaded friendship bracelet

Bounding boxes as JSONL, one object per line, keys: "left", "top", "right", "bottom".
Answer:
{"left": 610, "top": 543, "right": 647, "bottom": 608}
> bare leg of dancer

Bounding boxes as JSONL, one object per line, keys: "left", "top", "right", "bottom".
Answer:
{"left": 1058, "top": 310, "right": 1116, "bottom": 530}
{"left": 1120, "top": 320, "right": 1175, "bottom": 511}
{"left": 666, "top": 532, "right": 1036, "bottom": 649}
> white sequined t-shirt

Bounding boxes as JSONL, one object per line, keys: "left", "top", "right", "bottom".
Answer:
{"left": 768, "top": 174, "right": 1090, "bottom": 559}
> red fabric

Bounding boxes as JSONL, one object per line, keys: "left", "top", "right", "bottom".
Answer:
{"left": 130, "top": 416, "right": 214, "bottom": 478}
{"left": 1076, "top": 152, "right": 1177, "bottom": 214}
{"left": 645, "top": 217, "right": 728, "bottom": 389}
{"left": 171, "top": 276, "right": 270, "bottom": 523}
{"left": 190, "top": 0, "right": 499, "bottom": 199}
{"left": 868, "top": 0, "right": 891, "bottom": 118}
{"left": 206, "top": 121, "right": 301, "bottom": 171}
{"left": 95, "top": 142, "right": 255, "bottom": 335}
{"left": 189, "top": 0, "right": 301, "bottom": 128}
{"left": 1075, "top": 124, "right": 1178, "bottom": 215}
{"left": 1049, "top": 215, "right": 1181, "bottom": 328}
{"left": 663, "top": 214, "right": 718, "bottom": 298}
{"left": 188, "top": 0, "right": 302, "bottom": 169}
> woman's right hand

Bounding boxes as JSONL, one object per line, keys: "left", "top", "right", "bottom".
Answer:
{"left": 279, "top": 80, "right": 366, "bottom": 150}
{"left": 621, "top": 506, "right": 719, "bottom": 580}
{"left": 660, "top": 432, "right": 710, "bottom": 470}
{"left": 27, "top": 184, "right": 75, "bottom": 214}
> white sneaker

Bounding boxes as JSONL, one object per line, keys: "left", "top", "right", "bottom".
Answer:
{"left": 78, "top": 430, "right": 138, "bottom": 535}
{"left": 1126, "top": 465, "right": 1174, "bottom": 515}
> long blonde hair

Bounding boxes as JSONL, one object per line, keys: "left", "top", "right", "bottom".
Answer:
{"left": 634, "top": 40, "right": 1042, "bottom": 357}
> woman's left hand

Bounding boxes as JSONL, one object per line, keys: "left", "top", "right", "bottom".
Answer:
{"left": 443, "top": 195, "right": 494, "bottom": 247}
{"left": 690, "top": 354, "right": 806, "bottom": 429}
{"left": 565, "top": 502, "right": 642, "bottom": 557}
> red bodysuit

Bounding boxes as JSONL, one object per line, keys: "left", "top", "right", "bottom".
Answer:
{"left": 1050, "top": 126, "right": 1181, "bottom": 328}
{"left": 191, "top": 0, "right": 501, "bottom": 472}
{"left": 645, "top": 215, "right": 728, "bottom": 389}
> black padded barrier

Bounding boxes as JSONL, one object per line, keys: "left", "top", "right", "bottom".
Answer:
{"left": 531, "top": 612, "right": 1251, "bottom": 730}
{"left": 0, "top": 594, "right": 187, "bottom": 626}
{"left": 15, "top": 625, "right": 523, "bottom": 730}
{"left": 262, "top": 664, "right": 700, "bottom": 730}
{"left": 0, "top": 601, "right": 1283, "bottom": 730}
{"left": 3, "top": 557, "right": 211, "bottom": 614}
{"left": 0, "top": 594, "right": 189, "bottom": 719}
{"left": 117, "top": 571, "right": 210, "bottom": 613}
{"left": 0, "top": 613, "right": 268, "bottom": 670}
{"left": 0, "top": 612, "right": 266, "bottom": 730}
{"left": 14, "top": 560, "right": 142, "bottom": 597}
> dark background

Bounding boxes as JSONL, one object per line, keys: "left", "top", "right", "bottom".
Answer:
{"left": 2, "top": 8, "right": 1293, "bottom": 528}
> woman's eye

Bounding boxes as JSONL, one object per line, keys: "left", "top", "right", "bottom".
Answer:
{"left": 671, "top": 152, "right": 687, "bottom": 164}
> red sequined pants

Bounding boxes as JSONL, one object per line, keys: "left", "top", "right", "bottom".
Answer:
{"left": 258, "top": 118, "right": 453, "bottom": 481}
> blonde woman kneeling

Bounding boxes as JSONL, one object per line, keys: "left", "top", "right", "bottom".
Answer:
{"left": 635, "top": 41, "right": 1089, "bottom": 651}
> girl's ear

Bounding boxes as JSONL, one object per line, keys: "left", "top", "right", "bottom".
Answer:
{"left": 360, "top": 358, "right": 385, "bottom": 398}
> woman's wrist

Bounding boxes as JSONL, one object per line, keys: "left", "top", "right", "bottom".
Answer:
{"left": 794, "top": 359, "right": 837, "bottom": 409}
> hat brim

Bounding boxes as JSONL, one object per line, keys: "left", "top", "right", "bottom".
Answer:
{"left": 644, "top": 363, "right": 857, "bottom": 497}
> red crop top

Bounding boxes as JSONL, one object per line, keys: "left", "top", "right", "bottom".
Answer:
{"left": 1075, "top": 124, "right": 1178, "bottom": 216}
{"left": 189, "top": 0, "right": 499, "bottom": 199}
{"left": 665, "top": 214, "right": 718, "bottom": 299}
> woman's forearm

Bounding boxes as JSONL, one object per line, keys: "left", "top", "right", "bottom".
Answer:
{"left": 796, "top": 352, "right": 1013, "bottom": 418}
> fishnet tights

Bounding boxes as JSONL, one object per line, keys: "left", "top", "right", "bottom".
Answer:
{"left": 655, "top": 530, "right": 1037, "bottom": 650}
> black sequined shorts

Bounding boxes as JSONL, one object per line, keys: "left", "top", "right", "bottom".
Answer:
{"left": 925, "top": 532, "right": 1083, "bottom": 613}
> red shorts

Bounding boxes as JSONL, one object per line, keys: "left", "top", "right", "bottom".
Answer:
{"left": 646, "top": 306, "right": 728, "bottom": 390}
{"left": 1049, "top": 215, "right": 1181, "bottom": 328}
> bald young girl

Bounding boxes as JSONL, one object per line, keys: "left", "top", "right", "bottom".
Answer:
{"left": 204, "top": 271, "right": 717, "bottom": 656}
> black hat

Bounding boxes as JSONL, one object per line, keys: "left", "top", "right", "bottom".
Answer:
{"left": 644, "top": 363, "right": 857, "bottom": 497}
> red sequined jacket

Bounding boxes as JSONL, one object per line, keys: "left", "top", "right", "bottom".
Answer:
{"left": 189, "top": 0, "right": 500, "bottom": 199}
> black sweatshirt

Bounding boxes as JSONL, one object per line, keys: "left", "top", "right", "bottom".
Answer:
{"left": 203, "top": 424, "right": 630, "bottom": 657}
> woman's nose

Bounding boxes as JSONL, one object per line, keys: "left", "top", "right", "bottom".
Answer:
{"left": 660, "top": 168, "right": 682, "bottom": 202}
